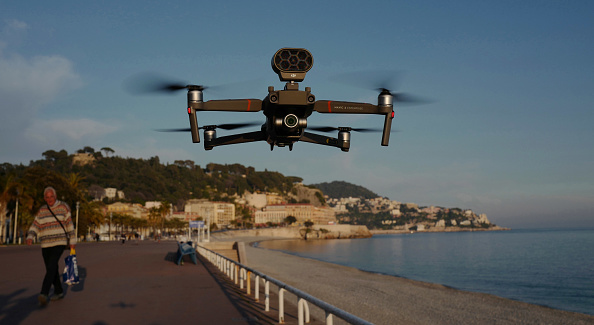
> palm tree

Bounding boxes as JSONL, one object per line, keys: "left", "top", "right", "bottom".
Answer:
{"left": 0, "top": 176, "right": 18, "bottom": 243}
{"left": 80, "top": 201, "right": 105, "bottom": 237}
{"left": 0, "top": 176, "right": 34, "bottom": 243}
{"left": 66, "top": 173, "right": 86, "bottom": 198}
{"left": 158, "top": 201, "right": 171, "bottom": 225}
{"left": 148, "top": 207, "right": 162, "bottom": 239}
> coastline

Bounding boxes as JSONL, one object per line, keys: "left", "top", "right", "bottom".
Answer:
{"left": 370, "top": 225, "right": 511, "bottom": 235}
{"left": 212, "top": 234, "right": 593, "bottom": 325}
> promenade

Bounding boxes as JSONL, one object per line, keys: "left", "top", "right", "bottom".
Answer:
{"left": 0, "top": 240, "right": 307, "bottom": 325}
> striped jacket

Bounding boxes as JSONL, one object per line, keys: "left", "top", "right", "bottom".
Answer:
{"left": 27, "top": 200, "right": 77, "bottom": 248}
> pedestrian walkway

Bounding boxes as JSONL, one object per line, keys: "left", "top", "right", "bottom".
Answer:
{"left": 0, "top": 240, "right": 307, "bottom": 325}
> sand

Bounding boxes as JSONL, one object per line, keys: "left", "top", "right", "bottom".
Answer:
{"left": 225, "top": 236, "right": 594, "bottom": 325}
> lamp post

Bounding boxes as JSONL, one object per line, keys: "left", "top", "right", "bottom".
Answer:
{"left": 13, "top": 189, "right": 19, "bottom": 244}
{"left": 207, "top": 212, "right": 211, "bottom": 242}
{"left": 76, "top": 201, "right": 80, "bottom": 240}
{"left": 109, "top": 212, "right": 112, "bottom": 241}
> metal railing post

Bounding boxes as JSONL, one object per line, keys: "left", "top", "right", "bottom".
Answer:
{"left": 298, "top": 298, "right": 310, "bottom": 325}
{"left": 265, "top": 280, "right": 270, "bottom": 312}
{"left": 325, "top": 311, "right": 334, "bottom": 325}
{"left": 240, "top": 268, "right": 247, "bottom": 289}
{"left": 196, "top": 244, "right": 373, "bottom": 325}
{"left": 255, "top": 275, "right": 260, "bottom": 301}
{"left": 279, "top": 288, "right": 285, "bottom": 324}
{"left": 246, "top": 271, "right": 251, "bottom": 293}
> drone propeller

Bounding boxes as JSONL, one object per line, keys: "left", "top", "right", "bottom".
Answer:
{"left": 123, "top": 72, "right": 207, "bottom": 95}
{"left": 377, "top": 88, "right": 429, "bottom": 105}
{"left": 330, "top": 70, "right": 431, "bottom": 105}
{"left": 155, "top": 122, "right": 260, "bottom": 133}
{"left": 160, "top": 84, "right": 206, "bottom": 93}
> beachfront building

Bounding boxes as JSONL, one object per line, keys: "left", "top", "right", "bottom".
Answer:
{"left": 255, "top": 204, "right": 336, "bottom": 225}
{"left": 184, "top": 199, "right": 235, "bottom": 228}
{"left": 254, "top": 205, "right": 286, "bottom": 225}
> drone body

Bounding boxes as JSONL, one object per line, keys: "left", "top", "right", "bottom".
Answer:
{"left": 162, "top": 48, "right": 408, "bottom": 152}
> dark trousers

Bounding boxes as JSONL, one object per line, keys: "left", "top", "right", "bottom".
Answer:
{"left": 41, "top": 245, "right": 65, "bottom": 295}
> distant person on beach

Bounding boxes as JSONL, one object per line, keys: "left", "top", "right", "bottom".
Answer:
{"left": 26, "top": 186, "right": 77, "bottom": 306}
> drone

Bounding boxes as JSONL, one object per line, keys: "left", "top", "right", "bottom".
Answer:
{"left": 148, "top": 48, "right": 423, "bottom": 152}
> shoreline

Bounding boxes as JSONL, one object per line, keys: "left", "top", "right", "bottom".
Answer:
{"left": 370, "top": 225, "right": 511, "bottom": 235}
{"left": 214, "top": 234, "right": 593, "bottom": 325}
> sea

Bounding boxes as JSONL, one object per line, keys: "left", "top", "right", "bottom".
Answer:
{"left": 257, "top": 228, "right": 594, "bottom": 316}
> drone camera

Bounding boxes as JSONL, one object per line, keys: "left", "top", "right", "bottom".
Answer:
{"left": 272, "top": 48, "right": 313, "bottom": 82}
{"left": 284, "top": 114, "right": 299, "bottom": 128}
{"left": 274, "top": 114, "right": 307, "bottom": 129}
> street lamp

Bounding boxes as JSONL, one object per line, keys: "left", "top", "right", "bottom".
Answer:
{"left": 13, "top": 189, "right": 19, "bottom": 244}
{"left": 76, "top": 201, "right": 80, "bottom": 240}
{"left": 207, "top": 212, "right": 211, "bottom": 242}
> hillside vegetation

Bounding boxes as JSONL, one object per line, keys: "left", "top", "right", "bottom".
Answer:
{"left": 2, "top": 147, "right": 497, "bottom": 237}
{"left": 311, "top": 181, "right": 378, "bottom": 199}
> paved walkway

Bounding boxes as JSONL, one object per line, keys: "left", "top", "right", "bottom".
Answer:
{"left": 0, "top": 241, "right": 307, "bottom": 325}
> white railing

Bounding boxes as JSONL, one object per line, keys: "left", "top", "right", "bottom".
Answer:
{"left": 197, "top": 245, "right": 374, "bottom": 325}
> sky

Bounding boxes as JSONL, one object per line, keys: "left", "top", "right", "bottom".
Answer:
{"left": 1, "top": 1, "right": 593, "bottom": 228}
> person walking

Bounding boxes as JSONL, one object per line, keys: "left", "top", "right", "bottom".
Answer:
{"left": 26, "top": 186, "right": 77, "bottom": 306}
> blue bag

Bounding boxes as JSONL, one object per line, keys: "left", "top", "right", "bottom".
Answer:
{"left": 62, "top": 248, "right": 80, "bottom": 286}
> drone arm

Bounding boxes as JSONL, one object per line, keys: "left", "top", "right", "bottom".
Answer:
{"left": 315, "top": 100, "right": 394, "bottom": 146}
{"left": 301, "top": 131, "right": 350, "bottom": 152}
{"left": 313, "top": 100, "right": 389, "bottom": 114}
{"left": 204, "top": 130, "right": 267, "bottom": 150}
{"left": 191, "top": 99, "right": 263, "bottom": 112}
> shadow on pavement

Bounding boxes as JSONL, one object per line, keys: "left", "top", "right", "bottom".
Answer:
{"left": 0, "top": 289, "right": 38, "bottom": 325}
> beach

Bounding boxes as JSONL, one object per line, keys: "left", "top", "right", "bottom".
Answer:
{"left": 232, "top": 236, "right": 594, "bottom": 325}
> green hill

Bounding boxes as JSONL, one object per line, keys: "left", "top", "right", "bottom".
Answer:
{"left": 310, "top": 181, "right": 378, "bottom": 199}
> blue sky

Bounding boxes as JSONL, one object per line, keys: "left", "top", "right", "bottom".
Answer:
{"left": 1, "top": 1, "right": 593, "bottom": 228}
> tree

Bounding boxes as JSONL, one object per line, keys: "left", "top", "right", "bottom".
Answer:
{"left": 79, "top": 201, "right": 105, "bottom": 236}
{"left": 284, "top": 215, "right": 297, "bottom": 226}
{"left": 1, "top": 176, "right": 19, "bottom": 242}
{"left": 100, "top": 147, "right": 115, "bottom": 157}
{"left": 158, "top": 201, "right": 172, "bottom": 227}
{"left": 148, "top": 207, "right": 161, "bottom": 238}
{"left": 42, "top": 150, "right": 69, "bottom": 163}
{"left": 164, "top": 218, "right": 187, "bottom": 234}
{"left": 66, "top": 172, "right": 86, "bottom": 203}
{"left": 1, "top": 175, "right": 35, "bottom": 243}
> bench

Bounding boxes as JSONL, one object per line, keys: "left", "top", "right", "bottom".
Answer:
{"left": 176, "top": 241, "right": 197, "bottom": 265}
